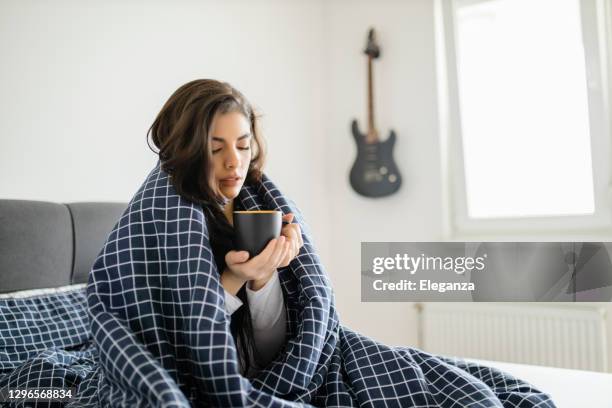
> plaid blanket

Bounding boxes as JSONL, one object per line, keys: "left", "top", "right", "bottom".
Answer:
{"left": 1, "top": 160, "right": 556, "bottom": 407}
{"left": 0, "top": 288, "right": 555, "bottom": 408}
{"left": 87, "top": 161, "right": 556, "bottom": 407}
{"left": 0, "top": 286, "right": 100, "bottom": 407}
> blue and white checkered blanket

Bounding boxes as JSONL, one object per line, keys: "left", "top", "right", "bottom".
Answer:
{"left": 0, "top": 286, "right": 100, "bottom": 407}
{"left": 0, "top": 161, "right": 556, "bottom": 407}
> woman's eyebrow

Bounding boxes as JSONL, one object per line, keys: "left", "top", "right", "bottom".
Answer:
{"left": 211, "top": 133, "right": 251, "bottom": 143}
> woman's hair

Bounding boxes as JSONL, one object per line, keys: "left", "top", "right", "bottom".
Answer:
{"left": 147, "top": 79, "right": 267, "bottom": 375}
{"left": 147, "top": 79, "right": 266, "bottom": 205}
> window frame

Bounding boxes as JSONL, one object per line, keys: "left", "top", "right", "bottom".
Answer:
{"left": 435, "top": 0, "right": 612, "bottom": 238}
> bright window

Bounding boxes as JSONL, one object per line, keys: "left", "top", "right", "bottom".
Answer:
{"left": 457, "top": 0, "right": 594, "bottom": 218}
{"left": 436, "top": 0, "right": 612, "bottom": 235}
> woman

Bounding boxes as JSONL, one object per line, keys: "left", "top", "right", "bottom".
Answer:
{"left": 88, "top": 79, "right": 556, "bottom": 407}
{"left": 148, "top": 79, "right": 303, "bottom": 376}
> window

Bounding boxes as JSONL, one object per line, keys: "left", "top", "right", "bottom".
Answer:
{"left": 436, "top": 0, "right": 612, "bottom": 236}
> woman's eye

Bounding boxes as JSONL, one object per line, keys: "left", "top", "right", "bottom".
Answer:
{"left": 211, "top": 144, "right": 248, "bottom": 153}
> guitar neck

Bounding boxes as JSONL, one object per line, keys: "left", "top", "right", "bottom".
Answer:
{"left": 367, "top": 57, "right": 378, "bottom": 143}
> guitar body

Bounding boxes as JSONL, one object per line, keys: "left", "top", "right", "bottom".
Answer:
{"left": 349, "top": 119, "right": 402, "bottom": 197}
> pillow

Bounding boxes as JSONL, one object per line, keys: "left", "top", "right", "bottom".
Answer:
{"left": 0, "top": 283, "right": 86, "bottom": 299}
{"left": 0, "top": 284, "right": 90, "bottom": 374}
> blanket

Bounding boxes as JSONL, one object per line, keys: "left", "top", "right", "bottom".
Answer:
{"left": 0, "top": 286, "right": 554, "bottom": 408}
{"left": 0, "top": 286, "right": 99, "bottom": 407}
{"left": 83, "top": 161, "right": 556, "bottom": 407}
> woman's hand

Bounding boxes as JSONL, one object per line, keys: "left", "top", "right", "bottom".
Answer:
{"left": 278, "top": 213, "right": 304, "bottom": 268}
{"left": 222, "top": 236, "right": 291, "bottom": 294}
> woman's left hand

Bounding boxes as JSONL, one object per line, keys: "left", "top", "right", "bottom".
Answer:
{"left": 278, "top": 213, "right": 303, "bottom": 268}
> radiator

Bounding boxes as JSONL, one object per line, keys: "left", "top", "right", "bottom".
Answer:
{"left": 417, "top": 303, "right": 608, "bottom": 372}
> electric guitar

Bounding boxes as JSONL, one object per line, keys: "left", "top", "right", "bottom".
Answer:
{"left": 349, "top": 28, "right": 402, "bottom": 198}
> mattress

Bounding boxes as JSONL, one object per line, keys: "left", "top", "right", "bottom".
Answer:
{"left": 468, "top": 358, "right": 612, "bottom": 408}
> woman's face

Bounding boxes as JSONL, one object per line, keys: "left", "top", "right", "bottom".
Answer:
{"left": 209, "top": 111, "right": 252, "bottom": 201}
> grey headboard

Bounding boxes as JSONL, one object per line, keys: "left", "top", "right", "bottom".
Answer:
{"left": 0, "top": 200, "right": 126, "bottom": 293}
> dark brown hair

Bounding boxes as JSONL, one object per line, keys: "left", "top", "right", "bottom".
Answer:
{"left": 147, "top": 79, "right": 266, "bottom": 207}
{"left": 147, "top": 79, "right": 267, "bottom": 375}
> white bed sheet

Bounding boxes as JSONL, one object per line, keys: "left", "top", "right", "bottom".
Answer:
{"left": 468, "top": 358, "right": 612, "bottom": 408}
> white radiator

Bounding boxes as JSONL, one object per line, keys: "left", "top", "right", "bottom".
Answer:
{"left": 417, "top": 303, "right": 608, "bottom": 372}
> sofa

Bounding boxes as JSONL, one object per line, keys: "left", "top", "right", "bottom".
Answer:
{"left": 0, "top": 199, "right": 126, "bottom": 293}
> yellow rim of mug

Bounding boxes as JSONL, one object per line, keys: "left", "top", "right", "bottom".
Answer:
{"left": 233, "top": 210, "right": 281, "bottom": 214}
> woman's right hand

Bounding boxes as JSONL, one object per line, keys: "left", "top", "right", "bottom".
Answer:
{"left": 221, "top": 236, "right": 291, "bottom": 295}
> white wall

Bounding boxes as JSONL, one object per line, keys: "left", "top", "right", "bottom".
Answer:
{"left": 0, "top": 0, "right": 331, "bottom": 265}
{"left": 322, "top": 0, "right": 441, "bottom": 346}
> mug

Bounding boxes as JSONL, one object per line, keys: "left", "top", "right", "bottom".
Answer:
{"left": 233, "top": 210, "right": 282, "bottom": 257}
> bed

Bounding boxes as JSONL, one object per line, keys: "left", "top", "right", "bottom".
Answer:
{"left": 468, "top": 358, "right": 612, "bottom": 408}
{"left": 1, "top": 198, "right": 609, "bottom": 407}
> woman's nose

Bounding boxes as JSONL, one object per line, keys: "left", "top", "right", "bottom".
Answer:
{"left": 224, "top": 147, "right": 240, "bottom": 169}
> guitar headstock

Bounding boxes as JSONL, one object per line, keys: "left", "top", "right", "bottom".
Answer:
{"left": 364, "top": 28, "right": 380, "bottom": 59}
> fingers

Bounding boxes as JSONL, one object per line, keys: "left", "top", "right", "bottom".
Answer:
{"left": 278, "top": 213, "right": 304, "bottom": 268}
{"left": 269, "top": 238, "right": 289, "bottom": 269}
{"left": 225, "top": 250, "right": 250, "bottom": 266}
{"left": 279, "top": 235, "right": 296, "bottom": 266}
{"left": 281, "top": 223, "right": 303, "bottom": 252}
{"left": 279, "top": 241, "right": 294, "bottom": 268}
{"left": 282, "top": 239, "right": 293, "bottom": 264}
{"left": 296, "top": 225, "right": 304, "bottom": 247}
{"left": 289, "top": 231, "right": 298, "bottom": 259}
{"left": 254, "top": 236, "right": 281, "bottom": 265}
{"left": 280, "top": 225, "right": 297, "bottom": 246}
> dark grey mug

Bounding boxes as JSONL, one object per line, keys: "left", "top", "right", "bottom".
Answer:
{"left": 233, "top": 210, "right": 282, "bottom": 257}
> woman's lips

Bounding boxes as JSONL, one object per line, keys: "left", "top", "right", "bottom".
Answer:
{"left": 220, "top": 177, "right": 241, "bottom": 187}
